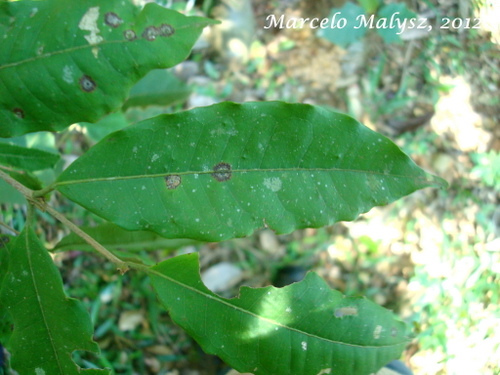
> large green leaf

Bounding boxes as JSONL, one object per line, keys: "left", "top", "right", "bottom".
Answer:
{"left": 0, "top": 0, "right": 216, "bottom": 137}
{"left": 55, "top": 102, "right": 446, "bottom": 242}
{"left": 150, "top": 252, "right": 409, "bottom": 375}
{"left": 55, "top": 102, "right": 446, "bottom": 241}
{"left": 0, "top": 227, "right": 109, "bottom": 375}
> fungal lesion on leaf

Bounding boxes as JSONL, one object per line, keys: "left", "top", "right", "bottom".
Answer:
{"left": 123, "top": 29, "right": 137, "bottom": 41}
{"left": 211, "top": 162, "right": 232, "bottom": 182}
{"left": 159, "top": 24, "right": 175, "bottom": 37}
{"left": 142, "top": 26, "right": 160, "bottom": 41}
{"left": 165, "top": 175, "right": 181, "bottom": 190}
{"left": 79, "top": 75, "right": 97, "bottom": 92}
{"left": 142, "top": 24, "right": 176, "bottom": 41}
{"left": 104, "top": 12, "right": 123, "bottom": 28}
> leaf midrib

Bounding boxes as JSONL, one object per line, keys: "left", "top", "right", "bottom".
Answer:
{"left": 56, "top": 167, "right": 430, "bottom": 187}
{"left": 0, "top": 22, "right": 208, "bottom": 72}
{"left": 25, "top": 230, "right": 65, "bottom": 374}
{"left": 148, "top": 267, "right": 408, "bottom": 350}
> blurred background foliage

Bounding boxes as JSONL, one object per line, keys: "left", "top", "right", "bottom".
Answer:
{"left": 1, "top": 0, "right": 499, "bottom": 374}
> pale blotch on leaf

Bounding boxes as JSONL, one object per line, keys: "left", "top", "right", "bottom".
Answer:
{"left": 12, "top": 108, "right": 24, "bottom": 119}
{"left": 301, "top": 341, "right": 307, "bottom": 351}
{"left": 35, "top": 368, "right": 46, "bottom": 375}
{"left": 212, "top": 162, "right": 232, "bottom": 182}
{"left": 124, "top": 29, "right": 137, "bottom": 41}
{"left": 373, "top": 325, "right": 383, "bottom": 339}
{"left": 78, "top": 7, "right": 103, "bottom": 45}
{"left": 334, "top": 306, "right": 358, "bottom": 318}
{"left": 62, "top": 65, "right": 74, "bottom": 84}
{"left": 165, "top": 175, "right": 181, "bottom": 190}
{"left": 79, "top": 75, "right": 97, "bottom": 92}
{"left": 316, "top": 369, "right": 332, "bottom": 375}
{"left": 263, "top": 177, "right": 282, "bottom": 192}
{"left": 104, "top": 12, "right": 123, "bottom": 28}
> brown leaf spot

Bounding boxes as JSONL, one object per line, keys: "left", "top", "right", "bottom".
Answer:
{"left": 79, "top": 75, "right": 97, "bottom": 92}
{"left": 13, "top": 108, "right": 24, "bottom": 119}
{"left": 104, "top": 12, "right": 123, "bottom": 28}
{"left": 123, "top": 29, "right": 137, "bottom": 41}
{"left": 159, "top": 24, "right": 175, "bottom": 37}
{"left": 142, "top": 26, "right": 160, "bottom": 41}
{"left": 212, "top": 162, "right": 232, "bottom": 182}
{"left": 165, "top": 175, "right": 181, "bottom": 190}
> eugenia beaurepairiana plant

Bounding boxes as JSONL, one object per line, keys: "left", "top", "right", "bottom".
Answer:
{"left": 0, "top": 1, "right": 447, "bottom": 374}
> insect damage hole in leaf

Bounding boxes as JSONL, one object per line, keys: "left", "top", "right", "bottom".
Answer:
{"left": 212, "top": 162, "right": 232, "bottom": 182}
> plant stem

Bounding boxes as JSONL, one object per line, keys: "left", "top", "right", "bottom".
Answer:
{"left": 43, "top": 204, "right": 129, "bottom": 273}
{"left": 32, "top": 184, "right": 56, "bottom": 197}
{"left": 0, "top": 168, "right": 129, "bottom": 273}
{"left": 0, "top": 221, "right": 20, "bottom": 235}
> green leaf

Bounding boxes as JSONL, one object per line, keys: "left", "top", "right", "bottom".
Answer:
{"left": 318, "top": 2, "right": 368, "bottom": 47}
{"left": 56, "top": 102, "right": 446, "bottom": 242}
{"left": 0, "top": 227, "right": 109, "bottom": 375}
{"left": 0, "top": 0, "right": 217, "bottom": 138}
{"left": 0, "top": 143, "right": 59, "bottom": 171}
{"left": 150, "top": 252, "right": 409, "bottom": 375}
{"left": 0, "top": 234, "right": 13, "bottom": 345}
{"left": 123, "top": 69, "right": 191, "bottom": 110}
{"left": 53, "top": 222, "right": 199, "bottom": 253}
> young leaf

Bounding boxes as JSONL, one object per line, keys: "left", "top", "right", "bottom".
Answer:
{"left": 56, "top": 102, "right": 447, "bottom": 242}
{"left": 53, "top": 222, "right": 199, "bottom": 253}
{"left": 0, "top": 0, "right": 217, "bottom": 137}
{"left": 0, "top": 228, "right": 109, "bottom": 375}
{"left": 122, "top": 69, "right": 191, "bottom": 110}
{"left": 0, "top": 143, "right": 59, "bottom": 171}
{"left": 150, "top": 253, "right": 409, "bottom": 375}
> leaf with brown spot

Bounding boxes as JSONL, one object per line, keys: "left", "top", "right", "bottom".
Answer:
{"left": 55, "top": 102, "right": 447, "bottom": 242}
{"left": 0, "top": 0, "right": 217, "bottom": 137}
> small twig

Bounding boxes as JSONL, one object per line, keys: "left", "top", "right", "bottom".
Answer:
{"left": 0, "top": 221, "right": 20, "bottom": 235}
{"left": 32, "top": 184, "right": 56, "bottom": 198}
{"left": 43, "top": 204, "right": 129, "bottom": 273}
{"left": 0, "top": 168, "right": 129, "bottom": 273}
